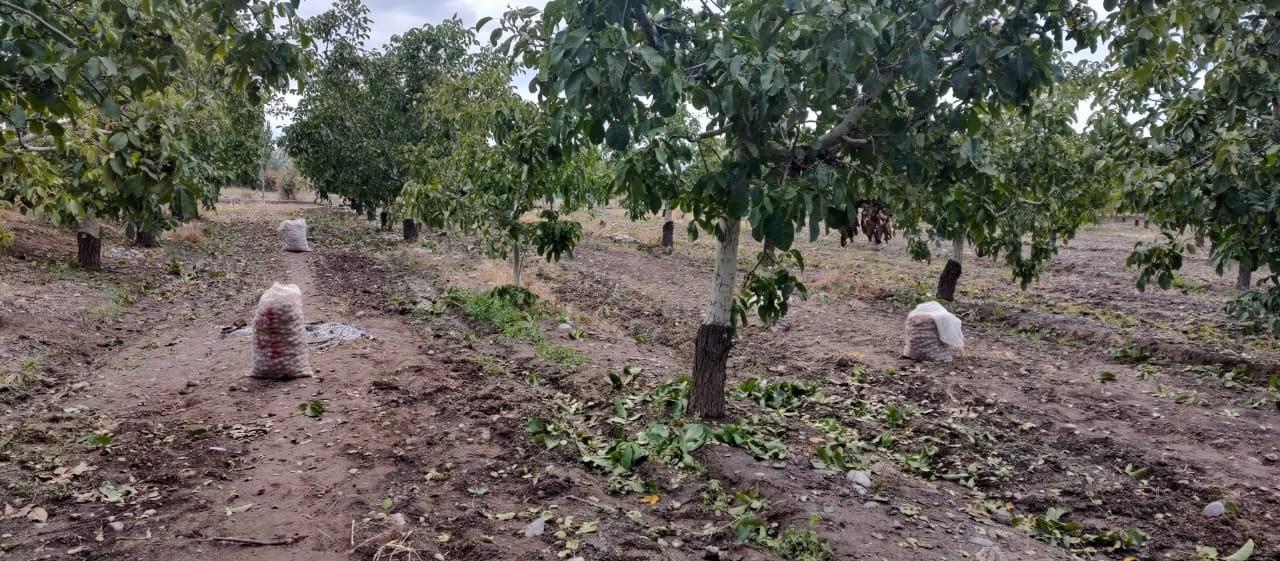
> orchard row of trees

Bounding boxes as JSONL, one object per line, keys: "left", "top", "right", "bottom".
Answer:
{"left": 2, "top": 0, "right": 1276, "bottom": 418}
{"left": 287, "top": 0, "right": 1276, "bottom": 418}
{"left": 0, "top": 0, "right": 309, "bottom": 263}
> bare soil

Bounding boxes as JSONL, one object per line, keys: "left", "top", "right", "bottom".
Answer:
{"left": 1, "top": 206, "right": 1276, "bottom": 561}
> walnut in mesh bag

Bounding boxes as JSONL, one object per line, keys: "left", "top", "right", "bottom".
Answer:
{"left": 903, "top": 301, "right": 964, "bottom": 362}
{"left": 251, "top": 283, "right": 311, "bottom": 379}
{"left": 277, "top": 219, "right": 312, "bottom": 252}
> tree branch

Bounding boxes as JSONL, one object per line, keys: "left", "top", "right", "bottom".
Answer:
{"left": 814, "top": 0, "right": 957, "bottom": 151}
{"left": 693, "top": 124, "right": 732, "bottom": 141}
{"left": 630, "top": 2, "right": 665, "bottom": 52}
{"left": 0, "top": 1, "right": 77, "bottom": 47}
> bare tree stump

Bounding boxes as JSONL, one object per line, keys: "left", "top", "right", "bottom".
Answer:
{"left": 403, "top": 219, "right": 419, "bottom": 242}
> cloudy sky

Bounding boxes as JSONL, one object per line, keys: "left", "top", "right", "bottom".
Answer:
{"left": 270, "top": 0, "right": 1111, "bottom": 134}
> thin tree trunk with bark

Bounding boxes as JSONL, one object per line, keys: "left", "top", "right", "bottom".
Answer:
{"left": 366, "top": 207, "right": 376, "bottom": 222}
{"left": 135, "top": 230, "right": 156, "bottom": 248}
{"left": 690, "top": 217, "right": 741, "bottom": 419}
{"left": 77, "top": 215, "right": 101, "bottom": 271}
{"left": 403, "top": 219, "right": 419, "bottom": 243}
{"left": 351, "top": 201, "right": 363, "bottom": 215}
{"left": 936, "top": 238, "right": 963, "bottom": 302}
{"left": 380, "top": 211, "right": 389, "bottom": 231}
{"left": 660, "top": 206, "right": 674, "bottom": 252}
{"left": 511, "top": 240, "right": 524, "bottom": 289}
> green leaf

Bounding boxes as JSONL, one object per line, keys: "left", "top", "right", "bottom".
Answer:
{"left": 101, "top": 97, "right": 121, "bottom": 120}
{"left": 763, "top": 210, "right": 794, "bottom": 251}
{"left": 474, "top": 16, "right": 493, "bottom": 31}
{"left": 953, "top": 13, "right": 970, "bottom": 37}
{"left": 1222, "top": 540, "right": 1254, "bottom": 561}
{"left": 108, "top": 132, "right": 130, "bottom": 151}
{"left": 9, "top": 104, "right": 25, "bottom": 128}
{"left": 298, "top": 400, "right": 325, "bottom": 418}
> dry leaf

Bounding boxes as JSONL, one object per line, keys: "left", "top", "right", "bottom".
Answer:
{"left": 28, "top": 507, "right": 48, "bottom": 522}
{"left": 50, "top": 462, "right": 94, "bottom": 484}
{"left": 639, "top": 495, "right": 659, "bottom": 505}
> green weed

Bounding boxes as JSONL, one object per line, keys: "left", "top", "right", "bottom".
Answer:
{"left": 83, "top": 285, "right": 132, "bottom": 321}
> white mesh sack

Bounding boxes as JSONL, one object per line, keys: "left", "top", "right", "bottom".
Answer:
{"left": 277, "top": 219, "right": 312, "bottom": 252}
{"left": 251, "top": 283, "right": 311, "bottom": 379}
{"left": 903, "top": 301, "right": 964, "bottom": 362}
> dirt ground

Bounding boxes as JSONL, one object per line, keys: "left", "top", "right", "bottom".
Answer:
{"left": 1, "top": 203, "right": 1276, "bottom": 561}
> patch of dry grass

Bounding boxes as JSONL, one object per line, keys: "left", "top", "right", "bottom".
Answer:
{"left": 469, "top": 258, "right": 558, "bottom": 305}
{"left": 167, "top": 221, "right": 207, "bottom": 244}
{"left": 219, "top": 186, "right": 272, "bottom": 201}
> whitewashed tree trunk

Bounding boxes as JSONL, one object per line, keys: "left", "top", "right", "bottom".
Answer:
{"left": 77, "top": 213, "right": 101, "bottom": 271}
{"left": 660, "top": 205, "right": 674, "bottom": 250}
{"left": 511, "top": 239, "right": 524, "bottom": 289}
{"left": 691, "top": 217, "right": 740, "bottom": 418}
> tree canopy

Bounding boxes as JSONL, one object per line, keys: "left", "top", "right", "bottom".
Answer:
{"left": 281, "top": 0, "right": 476, "bottom": 220}
{"left": 0, "top": 0, "right": 309, "bottom": 240}
{"left": 489, "top": 0, "right": 1102, "bottom": 416}
{"left": 1095, "top": 0, "right": 1280, "bottom": 332}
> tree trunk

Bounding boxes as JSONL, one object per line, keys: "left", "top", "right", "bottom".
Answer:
{"left": 511, "top": 240, "right": 524, "bottom": 289}
{"left": 351, "top": 201, "right": 363, "bottom": 215}
{"left": 936, "top": 239, "right": 963, "bottom": 302}
{"left": 403, "top": 219, "right": 419, "bottom": 242}
{"left": 77, "top": 215, "right": 101, "bottom": 271}
{"left": 134, "top": 230, "right": 156, "bottom": 248}
{"left": 380, "top": 211, "right": 389, "bottom": 230}
{"left": 936, "top": 260, "right": 962, "bottom": 302}
{"left": 1237, "top": 266, "right": 1253, "bottom": 291}
{"left": 366, "top": 206, "right": 376, "bottom": 222}
{"left": 691, "top": 217, "right": 741, "bottom": 419}
{"left": 1195, "top": 232, "right": 1205, "bottom": 249}
{"left": 1049, "top": 231, "right": 1058, "bottom": 248}
{"left": 660, "top": 206, "right": 674, "bottom": 251}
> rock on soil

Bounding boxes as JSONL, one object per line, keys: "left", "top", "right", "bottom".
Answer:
{"left": 1202, "top": 501, "right": 1226, "bottom": 517}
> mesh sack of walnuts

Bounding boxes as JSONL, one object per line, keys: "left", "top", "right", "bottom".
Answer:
{"left": 278, "top": 219, "right": 312, "bottom": 252}
{"left": 251, "top": 283, "right": 311, "bottom": 379}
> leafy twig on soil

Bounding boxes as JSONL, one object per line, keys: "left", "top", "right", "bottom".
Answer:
{"left": 199, "top": 535, "right": 308, "bottom": 546}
